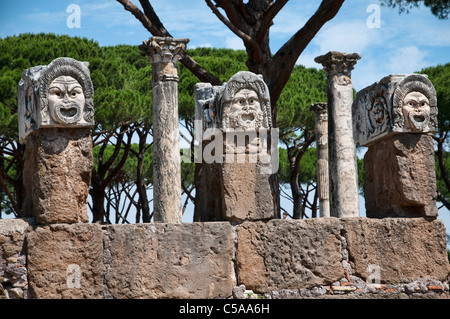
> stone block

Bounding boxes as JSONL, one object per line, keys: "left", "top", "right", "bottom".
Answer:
{"left": 0, "top": 218, "right": 34, "bottom": 237}
{"left": 26, "top": 223, "right": 104, "bottom": 299}
{"left": 364, "top": 134, "right": 438, "bottom": 218}
{"left": 221, "top": 161, "right": 274, "bottom": 222}
{"left": 236, "top": 219, "right": 343, "bottom": 292}
{"left": 341, "top": 218, "right": 450, "bottom": 284}
{"left": 22, "top": 128, "right": 92, "bottom": 224}
{"left": 103, "top": 222, "right": 235, "bottom": 299}
{"left": 193, "top": 72, "right": 277, "bottom": 222}
{"left": 18, "top": 57, "right": 94, "bottom": 144}
{"left": 353, "top": 74, "right": 437, "bottom": 147}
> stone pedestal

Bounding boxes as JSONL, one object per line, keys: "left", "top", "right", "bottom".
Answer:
{"left": 18, "top": 58, "right": 94, "bottom": 224}
{"left": 140, "top": 37, "right": 189, "bottom": 223}
{"left": 22, "top": 128, "right": 92, "bottom": 224}
{"left": 315, "top": 51, "right": 361, "bottom": 218}
{"left": 353, "top": 74, "right": 438, "bottom": 218}
{"left": 311, "top": 102, "right": 330, "bottom": 217}
{"left": 193, "top": 72, "right": 276, "bottom": 222}
{"left": 364, "top": 134, "right": 438, "bottom": 218}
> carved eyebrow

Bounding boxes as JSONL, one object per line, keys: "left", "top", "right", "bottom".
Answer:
{"left": 48, "top": 86, "right": 63, "bottom": 91}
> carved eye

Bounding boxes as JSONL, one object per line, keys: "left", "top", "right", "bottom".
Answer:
{"left": 71, "top": 92, "right": 77, "bottom": 97}
{"left": 249, "top": 99, "right": 254, "bottom": 104}
{"left": 238, "top": 100, "right": 244, "bottom": 105}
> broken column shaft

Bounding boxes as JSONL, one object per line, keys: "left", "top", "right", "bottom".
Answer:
{"left": 311, "top": 102, "right": 330, "bottom": 218}
{"left": 140, "top": 37, "right": 189, "bottom": 223}
{"left": 315, "top": 51, "right": 361, "bottom": 218}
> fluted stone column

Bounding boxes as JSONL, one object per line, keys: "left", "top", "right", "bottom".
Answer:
{"left": 310, "top": 102, "right": 330, "bottom": 218}
{"left": 140, "top": 37, "right": 189, "bottom": 223}
{"left": 315, "top": 51, "right": 361, "bottom": 218}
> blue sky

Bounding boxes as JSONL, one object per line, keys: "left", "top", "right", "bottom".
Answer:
{"left": 0, "top": 0, "right": 449, "bottom": 91}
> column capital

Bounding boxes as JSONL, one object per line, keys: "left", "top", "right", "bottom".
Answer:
{"left": 139, "top": 37, "right": 189, "bottom": 81}
{"left": 314, "top": 51, "right": 361, "bottom": 77}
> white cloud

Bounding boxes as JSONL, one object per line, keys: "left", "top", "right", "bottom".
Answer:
{"left": 314, "top": 20, "right": 384, "bottom": 54}
{"left": 225, "top": 36, "right": 245, "bottom": 50}
{"left": 386, "top": 45, "right": 429, "bottom": 74}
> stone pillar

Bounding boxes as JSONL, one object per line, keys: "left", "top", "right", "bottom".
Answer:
{"left": 353, "top": 74, "right": 438, "bottom": 218}
{"left": 193, "top": 71, "right": 276, "bottom": 222}
{"left": 310, "top": 102, "right": 330, "bottom": 218}
{"left": 18, "top": 57, "right": 95, "bottom": 224}
{"left": 314, "top": 51, "right": 361, "bottom": 218}
{"left": 139, "top": 37, "right": 189, "bottom": 223}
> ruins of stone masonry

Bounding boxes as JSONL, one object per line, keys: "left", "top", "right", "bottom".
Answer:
{"left": 314, "top": 51, "right": 361, "bottom": 218}
{"left": 18, "top": 57, "right": 94, "bottom": 225}
{"left": 310, "top": 102, "right": 330, "bottom": 218}
{"left": 1, "top": 44, "right": 449, "bottom": 300}
{"left": 193, "top": 71, "right": 276, "bottom": 223}
{"left": 353, "top": 74, "right": 438, "bottom": 218}
{"left": 139, "top": 37, "right": 189, "bottom": 224}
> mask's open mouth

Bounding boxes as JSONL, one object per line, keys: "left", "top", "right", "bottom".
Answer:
{"left": 241, "top": 113, "right": 255, "bottom": 122}
{"left": 55, "top": 102, "right": 81, "bottom": 124}
{"left": 413, "top": 114, "right": 426, "bottom": 123}
{"left": 60, "top": 107, "right": 78, "bottom": 118}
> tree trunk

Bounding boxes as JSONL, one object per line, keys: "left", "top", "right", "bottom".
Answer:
{"left": 136, "top": 128, "right": 151, "bottom": 222}
{"left": 90, "top": 173, "right": 106, "bottom": 223}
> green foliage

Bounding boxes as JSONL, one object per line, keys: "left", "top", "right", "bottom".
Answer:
{"left": 277, "top": 146, "right": 318, "bottom": 185}
{"left": 420, "top": 63, "right": 450, "bottom": 130}
{"left": 0, "top": 33, "right": 153, "bottom": 135}
{"left": 277, "top": 65, "right": 327, "bottom": 133}
{"left": 0, "top": 33, "right": 336, "bottom": 220}
{"left": 92, "top": 143, "right": 153, "bottom": 186}
{"left": 419, "top": 63, "right": 450, "bottom": 202}
{"left": 380, "top": 0, "right": 450, "bottom": 19}
{"left": 178, "top": 48, "right": 248, "bottom": 123}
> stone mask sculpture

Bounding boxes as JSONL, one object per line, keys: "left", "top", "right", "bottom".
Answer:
{"left": 218, "top": 71, "right": 272, "bottom": 131}
{"left": 18, "top": 57, "right": 94, "bottom": 144}
{"left": 392, "top": 74, "right": 437, "bottom": 134}
{"left": 47, "top": 75, "right": 86, "bottom": 125}
{"left": 353, "top": 73, "right": 437, "bottom": 147}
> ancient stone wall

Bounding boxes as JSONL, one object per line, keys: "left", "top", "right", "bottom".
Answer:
{"left": 1, "top": 217, "right": 448, "bottom": 299}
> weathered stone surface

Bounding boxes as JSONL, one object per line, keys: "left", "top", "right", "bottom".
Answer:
{"left": 221, "top": 160, "right": 273, "bottom": 222}
{"left": 140, "top": 37, "right": 189, "bottom": 224}
{"left": 103, "top": 222, "right": 235, "bottom": 299}
{"left": 341, "top": 218, "right": 450, "bottom": 284}
{"left": 364, "top": 134, "right": 438, "bottom": 218}
{"left": 0, "top": 218, "right": 33, "bottom": 299}
{"left": 353, "top": 74, "right": 438, "bottom": 147}
{"left": 0, "top": 218, "right": 34, "bottom": 236}
{"left": 22, "top": 128, "right": 92, "bottom": 224}
{"left": 315, "top": 51, "right": 361, "bottom": 218}
{"left": 18, "top": 57, "right": 94, "bottom": 144}
{"left": 311, "top": 102, "right": 330, "bottom": 217}
{"left": 194, "top": 72, "right": 275, "bottom": 222}
{"left": 26, "top": 223, "right": 103, "bottom": 299}
{"left": 236, "top": 219, "right": 343, "bottom": 292}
